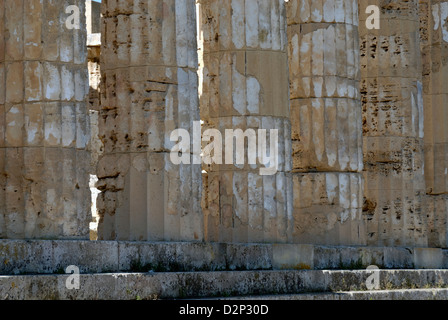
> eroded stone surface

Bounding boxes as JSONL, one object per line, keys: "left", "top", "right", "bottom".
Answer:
{"left": 2, "top": 268, "right": 448, "bottom": 300}
{"left": 286, "top": 0, "right": 365, "bottom": 246}
{"left": 198, "top": 0, "right": 293, "bottom": 243}
{"left": 419, "top": 1, "right": 448, "bottom": 247}
{"left": 96, "top": 0, "right": 203, "bottom": 241}
{"left": 0, "top": 0, "right": 90, "bottom": 239}
{"left": 1, "top": 240, "right": 447, "bottom": 275}
{"left": 0, "top": 0, "right": 447, "bottom": 250}
{"left": 359, "top": 0, "right": 431, "bottom": 247}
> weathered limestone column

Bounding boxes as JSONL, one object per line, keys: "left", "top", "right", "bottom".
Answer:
{"left": 0, "top": 0, "right": 91, "bottom": 239}
{"left": 198, "top": 0, "right": 293, "bottom": 243}
{"left": 286, "top": 0, "right": 365, "bottom": 245}
{"left": 97, "top": 0, "right": 203, "bottom": 241}
{"left": 421, "top": 1, "right": 448, "bottom": 196}
{"left": 359, "top": 0, "right": 427, "bottom": 246}
{"left": 419, "top": 0, "right": 448, "bottom": 247}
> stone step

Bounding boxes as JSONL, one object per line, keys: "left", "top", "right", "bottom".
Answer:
{"left": 1, "top": 269, "right": 448, "bottom": 300}
{"left": 209, "top": 289, "right": 448, "bottom": 300}
{"left": 1, "top": 240, "right": 447, "bottom": 275}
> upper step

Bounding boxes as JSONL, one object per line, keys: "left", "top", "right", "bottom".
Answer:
{"left": 1, "top": 240, "right": 447, "bottom": 275}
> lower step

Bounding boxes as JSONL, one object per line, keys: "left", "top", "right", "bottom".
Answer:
{"left": 1, "top": 269, "right": 448, "bottom": 300}
{"left": 211, "top": 289, "right": 448, "bottom": 300}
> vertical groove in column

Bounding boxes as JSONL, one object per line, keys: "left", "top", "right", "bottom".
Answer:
{"left": 0, "top": 0, "right": 90, "bottom": 239}
{"left": 97, "top": 0, "right": 203, "bottom": 242}
{"left": 0, "top": 0, "right": 5, "bottom": 238}
{"left": 421, "top": 1, "right": 448, "bottom": 196}
{"left": 286, "top": 0, "right": 365, "bottom": 246}
{"left": 359, "top": 0, "right": 427, "bottom": 246}
{"left": 419, "top": 0, "right": 448, "bottom": 247}
{"left": 198, "top": 0, "right": 293, "bottom": 243}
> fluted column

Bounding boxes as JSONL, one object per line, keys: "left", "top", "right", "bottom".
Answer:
{"left": 359, "top": 0, "right": 427, "bottom": 246}
{"left": 97, "top": 0, "right": 203, "bottom": 241}
{"left": 286, "top": 0, "right": 365, "bottom": 245}
{"left": 419, "top": 0, "right": 448, "bottom": 247}
{"left": 421, "top": 1, "right": 448, "bottom": 196}
{"left": 0, "top": 0, "right": 90, "bottom": 239}
{"left": 198, "top": 0, "right": 293, "bottom": 243}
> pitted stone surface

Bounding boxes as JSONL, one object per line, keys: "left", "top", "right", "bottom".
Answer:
{"left": 2, "top": 268, "right": 448, "bottom": 300}
{"left": 0, "top": 0, "right": 90, "bottom": 239}
{"left": 97, "top": 0, "right": 203, "bottom": 242}
{"left": 0, "top": 0, "right": 448, "bottom": 251}
{"left": 359, "top": 0, "right": 436, "bottom": 247}
{"left": 1, "top": 240, "right": 448, "bottom": 275}
{"left": 286, "top": 0, "right": 365, "bottom": 246}
{"left": 198, "top": 0, "right": 293, "bottom": 243}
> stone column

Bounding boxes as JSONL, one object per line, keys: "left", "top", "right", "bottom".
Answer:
{"left": 198, "top": 0, "right": 293, "bottom": 243}
{"left": 97, "top": 0, "right": 203, "bottom": 241}
{"left": 0, "top": 0, "right": 90, "bottom": 239}
{"left": 359, "top": 0, "right": 427, "bottom": 246}
{"left": 421, "top": 1, "right": 448, "bottom": 196}
{"left": 286, "top": 0, "right": 365, "bottom": 245}
{"left": 419, "top": 0, "right": 448, "bottom": 247}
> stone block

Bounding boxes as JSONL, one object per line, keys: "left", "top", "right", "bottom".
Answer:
{"left": 272, "top": 244, "right": 314, "bottom": 270}
{"left": 226, "top": 243, "right": 272, "bottom": 271}
{"left": 383, "top": 247, "right": 414, "bottom": 269}
{"left": 6, "top": 62, "right": 23, "bottom": 103}
{"left": 52, "top": 241, "right": 119, "bottom": 273}
{"left": 414, "top": 248, "right": 444, "bottom": 269}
